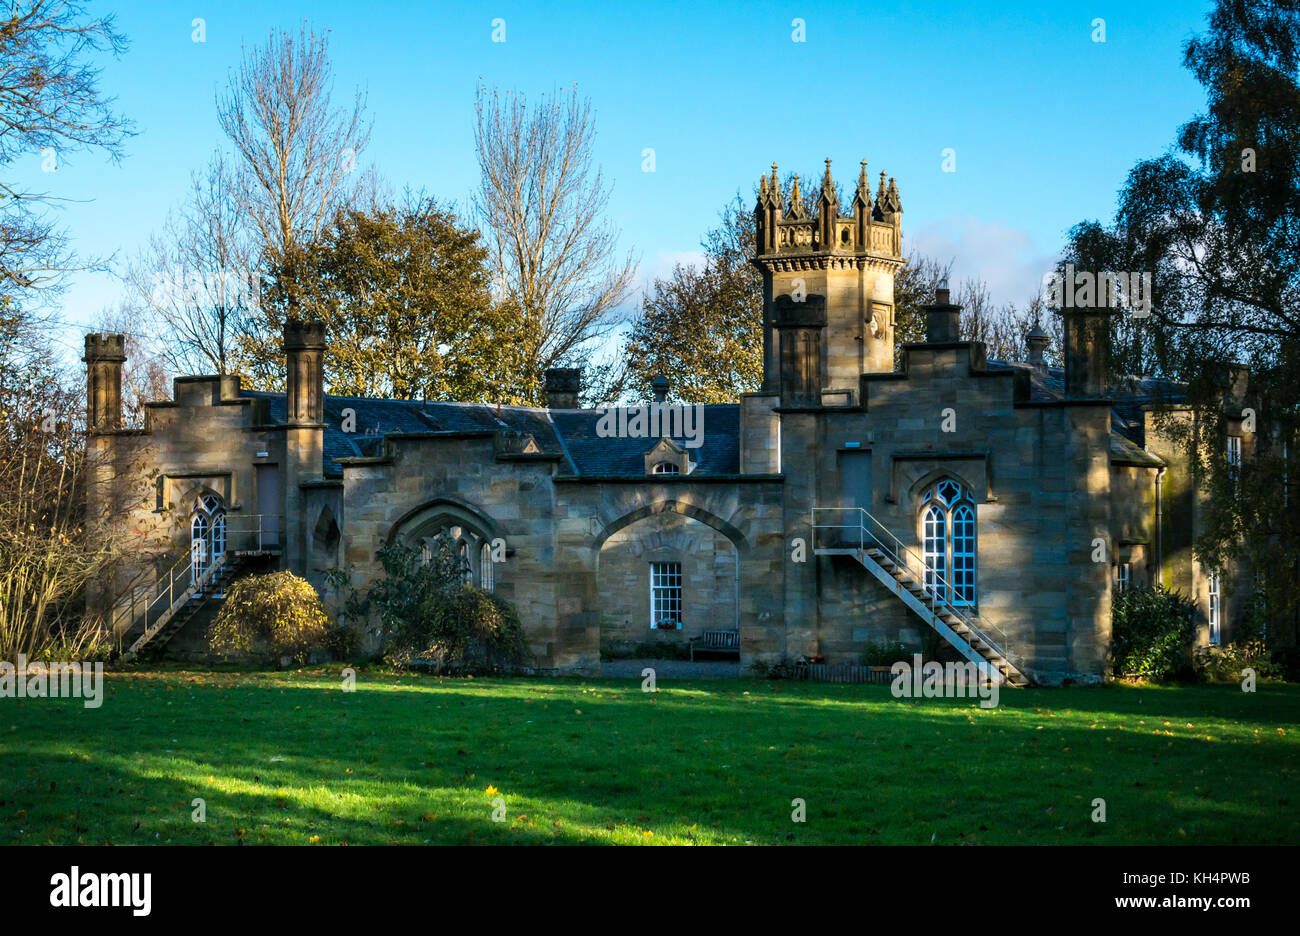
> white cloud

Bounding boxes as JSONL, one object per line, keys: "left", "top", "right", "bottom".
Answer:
{"left": 634, "top": 248, "right": 708, "bottom": 295}
{"left": 907, "top": 214, "right": 1059, "bottom": 309}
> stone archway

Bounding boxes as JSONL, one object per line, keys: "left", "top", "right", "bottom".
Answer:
{"left": 593, "top": 500, "right": 747, "bottom": 658}
{"left": 387, "top": 496, "right": 499, "bottom": 590}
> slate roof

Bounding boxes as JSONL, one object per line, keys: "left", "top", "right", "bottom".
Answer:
{"left": 550, "top": 405, "right": 740, "bottom": 477}
{"left": 242, "top": 391, "right": 567, "bottom": 478}
{"left": 239, "top": 391, "right": 740, "bottom": 479}
{"left": 243, "top": 363, "right": 1180, "bottom": 478}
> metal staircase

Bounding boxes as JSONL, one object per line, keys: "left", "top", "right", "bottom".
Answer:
{"left": 811, "top": 507, "right": 1030, "bottom": 687}
{"left": 112, "top": 515, "right": 281, "bottom": 662}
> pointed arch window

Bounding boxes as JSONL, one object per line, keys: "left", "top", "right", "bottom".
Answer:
{"left": 919, "top": 480, "right": 977, "bottom": 607}
{"left": 191, "top": 494, "right": 226, "bottom": 585}
{"left": 479, "top": 542, "right": 495, "bottom": 593}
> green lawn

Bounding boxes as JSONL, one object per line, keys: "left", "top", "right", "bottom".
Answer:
{"left": 2, "top": 668, "right": 1296, "bottom": 845}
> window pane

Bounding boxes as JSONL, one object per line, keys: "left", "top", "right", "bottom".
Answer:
{"left": 480, "top": 543, "right": 494, "bottom": 593}
{"left": 923, "top": 505, "right": 947, "bottom": 602}
{"left": 951, "top": 504, "right": 976, "bottom": 606}
{"left": 650, "top": 561, "right": 683, "bottom": 628}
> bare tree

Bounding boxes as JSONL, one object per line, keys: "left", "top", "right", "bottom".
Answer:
{"left": 217, "top": 22, "right": 371, "bottom": 262}
{"left": 121, "top": 151, "right": 256, "bottom": 376}
{"left": 0, "top": 0, "right": 133, "bottom": 307}
{"left": 93, "top": 304, "right": 172, "bottom": 428}
{"left": 473, "top": 84, "right": 637, "bottom": 402}
{"left": 957, "top": 278, "right": 1058, "bottom": 364}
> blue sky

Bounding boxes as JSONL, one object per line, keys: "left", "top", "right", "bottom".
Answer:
{"left": 26, "top": 0, "right": 1215, "bottom": 362}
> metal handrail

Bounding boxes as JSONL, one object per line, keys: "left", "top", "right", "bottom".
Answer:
{"left": 109, "top": 514, "right": 284, "bottom": 646}
{"left": 810, "top": 506, "right": 1019, "bottom": 669}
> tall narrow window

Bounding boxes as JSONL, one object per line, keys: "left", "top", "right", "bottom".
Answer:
{"left": 1227, "top": 435, "right": 1242, "bottom": 483}
{"left": 922, "top": 504, "right": 947, "bottom": 601}
{"left": 458, "top": 540, "right": 472, "bottom": 585}
{"left": 1208, "top": 571, "right": 1221, "bottom": 646}
{"left": 650, "top": 562, "right": 682, "bottom": 630}
{"left": 479, "top": 542, "right": 494, "bottom": 593}
{"left": 190, "top": 495, "right": 226, "bottom": 585}
{"left": 951, "top": 504, "right": 976, "bottom": 605}
{"left": 920, "top": 480, "right": 976, "bottom": 607}
{"left": 1116, "top": 562, "right": 1130, "bottom": 593}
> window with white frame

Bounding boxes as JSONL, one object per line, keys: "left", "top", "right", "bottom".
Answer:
{"left": 919, "top": 479, "right": 976, "bottom": 606}
{"left": 1227, "top": 435, "right": 1242, "bottom": 482}
{"left": 651, "top": 461, "right": 680, "bottom": 475}
{"left": 650, "top": 562, "right": 682, "bottom": 629}
{"left": 190, "top": 494, "right": 226, "bottom": 586}
{"left": 1116, "top": 562, "right": 1131, "bottom": 593}
{"left": 1208, "top": 571, "right": 1221, "bottom": 646}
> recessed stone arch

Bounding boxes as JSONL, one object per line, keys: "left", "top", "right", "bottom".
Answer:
{"left": 898, "top": 456, "right": 993, "bottom": 505}
{"left": 311, "top": 504, "right": 341, "bottom": 571}
{"left": 387, "top": 496, "right": 498, "bottom": 589}
{"left": 386, "top": 496, "right": 498, "bottom": 546}
{"left": 593, "top": 499, "right": 748, "bottom": 554}
{"left": 592, "top": 498, "right": 746, "bottom": 653}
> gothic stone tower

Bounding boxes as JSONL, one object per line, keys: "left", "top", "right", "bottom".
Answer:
{"left": 753, "top": 159, "right": 904, "bottom": 400}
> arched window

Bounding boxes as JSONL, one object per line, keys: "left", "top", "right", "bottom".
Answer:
{"left": 458, "top": 539, "right": 472, "bottom": 585}
{"left": 191, "top": 494, "right": 226, "bottom": 585}
{"left": 919, "top": 480, "right": 976, "bottom": 607}
{"left": 651, "top": 461, "right": 680, "bottom": 475}
{"left": 480, "top": 542, "right": 494, "bottom": 593}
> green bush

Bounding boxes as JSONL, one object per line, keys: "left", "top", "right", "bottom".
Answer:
{"left": 1196, "top": 640, "right": 1282, "bottom": 683}
{"left": 355, "top": 537, "right": 528, "bottom": 674}
{"left": 1111, "top": 585, "right": 1197, "bottom": 679}
{"left": 208, "top": 571, "right": 334, "bottom": 665}
{"left": 322, "top": 623, "right": 360, "bottom": 660}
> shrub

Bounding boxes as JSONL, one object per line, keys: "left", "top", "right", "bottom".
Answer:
{"left": 1111, "top": 585, "right": 1197, "bottom": 679}
{"left": 322, "top": 623, "right": 360, "bottom": 660}
{"left": 861, "top": 640, "right": 911, "bottom": 667}
{"left": 208, "top": 571, "right": 334, "bottom": 665}
{"left": 356, "top": 537, "right": 529, "bottom": 674}
{"left": 1272, "top": 646, "right": 1300, "bottom": 683}
{"left": 1196, "top": 640, "right": 1282, "bottom": 683}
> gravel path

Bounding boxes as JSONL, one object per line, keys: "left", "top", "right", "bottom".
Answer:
{"left": 600, "top": 658, "right": 744, "bottom": 680}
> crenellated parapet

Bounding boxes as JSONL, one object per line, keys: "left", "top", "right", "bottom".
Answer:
{"left": 754, "top": 158, "right": 903, "bottom": 271}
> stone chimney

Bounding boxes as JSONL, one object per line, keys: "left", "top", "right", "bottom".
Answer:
{"left": 924, "top": 280, "right": 961, "bottom": 343}
{"left": 1025, "top": 324, "right": 1051, "bottom": 369}
{"left": 544, "top": 368, "right": 581, "bottom": 409}
{"left": 84, "top": 333, "right": 126, "bottom": 433}
{"left": 651, "top": 376, "right": 669, "bottom": 403}
{"left": 283, "top": 320, "right": 327, "bottom": 425}
{"left": 1063, "top": 309, "right": 1110, "bottom": 399}
{"left": 773, "top": 293, "right": 826, "bottom": 407}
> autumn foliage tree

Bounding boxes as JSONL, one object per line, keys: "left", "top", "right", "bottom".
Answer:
{"left": 263, "top": 196, "right": 528, "bottom": 402}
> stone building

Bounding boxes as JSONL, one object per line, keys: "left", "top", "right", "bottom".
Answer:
{"left": 84, "top": 158, "right": 1250, "bottom": 685}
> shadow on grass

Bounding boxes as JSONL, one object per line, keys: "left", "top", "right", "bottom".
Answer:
{"left": 2, "top": 670, "right": 1296, "bottom": 845}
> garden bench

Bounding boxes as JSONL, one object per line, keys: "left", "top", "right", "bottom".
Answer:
{"left": 689, "top": 628, "right": 740, "bottom": 661}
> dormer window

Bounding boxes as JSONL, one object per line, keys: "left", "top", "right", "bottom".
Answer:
{"left": 644, "top": 437, "right": 693, "bottom": 476}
